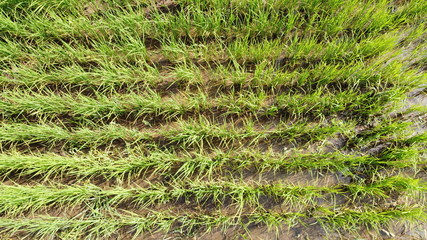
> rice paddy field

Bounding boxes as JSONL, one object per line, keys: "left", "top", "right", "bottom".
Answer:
{"left": 0, "top": 0, "right": 427, "bottom": 239}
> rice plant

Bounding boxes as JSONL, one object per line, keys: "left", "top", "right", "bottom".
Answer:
{"left": 1, "top": 0, "right": 426, "bottom": 238}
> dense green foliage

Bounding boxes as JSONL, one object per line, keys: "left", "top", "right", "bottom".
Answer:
{"left": 0, "top": 0, "right": 426, "bottom": 238}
